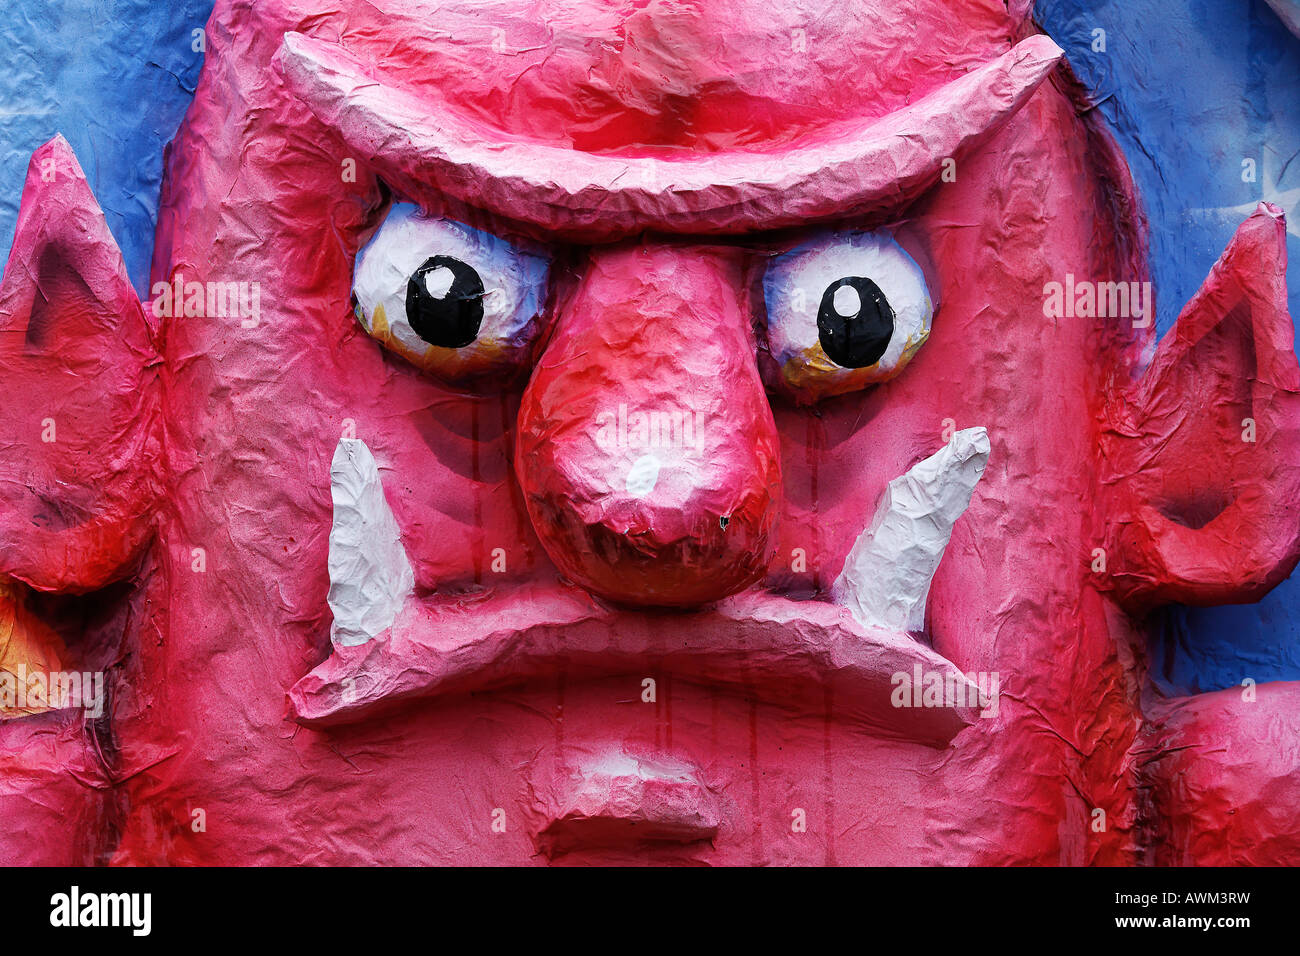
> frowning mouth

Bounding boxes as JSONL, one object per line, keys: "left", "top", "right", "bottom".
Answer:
{"left": 289, "top": 428, "right": 993, "bottom": 746}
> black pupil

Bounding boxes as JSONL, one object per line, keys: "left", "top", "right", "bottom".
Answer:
{"left": 405, "top": 255, "right": 484, "bottom": 348}
{"left": 816, "top": 276, "right": 894, "bottom": 369}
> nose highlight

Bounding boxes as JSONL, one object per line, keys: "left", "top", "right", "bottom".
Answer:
{"left": 516, "top": 242, "right": 782, "bottom": 607}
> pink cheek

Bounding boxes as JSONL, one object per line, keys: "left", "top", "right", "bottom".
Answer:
{"left": 515, "top": 242, "right": 782, "bottom": 606}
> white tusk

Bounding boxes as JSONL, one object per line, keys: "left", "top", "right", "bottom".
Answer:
{"left": 832, "top": 427, "right": 990, "bottom": 634}
{"left": 327, "top": 438, "right": 415, "bottom": 647}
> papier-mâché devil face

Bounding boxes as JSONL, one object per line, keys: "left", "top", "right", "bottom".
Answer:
{"left": 2, "top": 0, "right": 1299, "bottom": 866}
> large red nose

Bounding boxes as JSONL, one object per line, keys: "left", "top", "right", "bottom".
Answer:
{"left": 516, "top": 242, "right": 782, "bottom": 607}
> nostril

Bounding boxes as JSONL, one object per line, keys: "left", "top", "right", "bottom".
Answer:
{"left": 518, "top": 447, "right": 779, "bottom": 607}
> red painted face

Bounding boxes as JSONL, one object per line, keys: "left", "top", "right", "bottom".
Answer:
{"left": 3, "top": 0, "right": 1299, "bottom": 866}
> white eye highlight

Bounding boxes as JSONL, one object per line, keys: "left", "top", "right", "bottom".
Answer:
{"left": 422, "top": 266, "right": 456, "bottom": 299}
{"left": 351, "top": 203, "right": 550, "bottom": 382}
{"left": 762, "top": 230, "right": 934, "bottom": 401}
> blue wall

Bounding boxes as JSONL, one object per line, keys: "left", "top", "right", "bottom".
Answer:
{"left": 0, "top": 0, "right": 213, "bottom": 295}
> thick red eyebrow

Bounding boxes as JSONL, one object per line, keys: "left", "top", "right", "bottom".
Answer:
{"left": 275, "top": 32, "right": 1062, "bottom": 243}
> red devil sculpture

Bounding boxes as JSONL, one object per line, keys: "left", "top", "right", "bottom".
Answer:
{"left": 1, "top": 0, "right": 1298, "bottom": 866}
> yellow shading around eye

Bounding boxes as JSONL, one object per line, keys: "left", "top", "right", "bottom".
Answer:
{"left": 899, "top": 326, "right": 930, "bottom": 362}
{"left": 369, "top": 300, "right": 433, "bottom": 367}
{"left": 430, "top": 336, "right": 507, "bottom": 363}
{"left": 0, "top": 580, "right": 69, "bottom": 718}
{"left": 783, "top": 326, "right": 930, "bottom": 398}
{"left": 362, "top": 300, "right": 519, "bottom": 381}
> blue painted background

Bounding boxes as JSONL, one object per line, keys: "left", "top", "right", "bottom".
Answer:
{"left": 0, "top": 0, "right": 212, "bottom": 294}
{"left": 0, "top": 0, "right": 1296, "bottom": 693}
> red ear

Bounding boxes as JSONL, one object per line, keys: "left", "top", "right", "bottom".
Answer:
{"left": 0, "top": 136, "right": 160, "bottom": 592}
{"left": 1100, "top": 203, "right": 1300, "bottom": 609}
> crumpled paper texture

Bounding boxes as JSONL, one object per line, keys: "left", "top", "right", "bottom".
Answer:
{"left": 0, "top": 0, "right": 1297, "bottom": 868}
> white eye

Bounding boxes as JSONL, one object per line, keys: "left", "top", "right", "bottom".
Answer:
{"left": 762, "top": 230, "right": 934, "bottom": 401}
{"left": 351, "top": 203, "right": 550, "bottom": 382}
